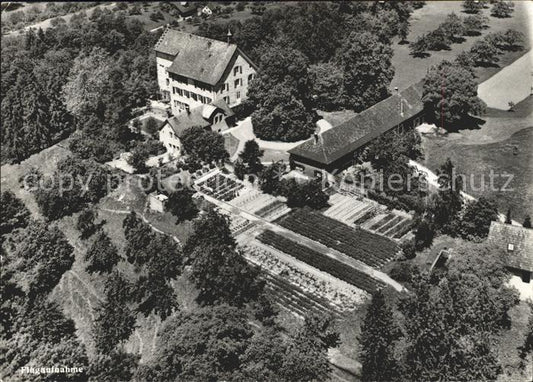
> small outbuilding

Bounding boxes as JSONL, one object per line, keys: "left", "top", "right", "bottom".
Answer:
{"left": 487, "top": 221, "right": 533, "bottom": 283}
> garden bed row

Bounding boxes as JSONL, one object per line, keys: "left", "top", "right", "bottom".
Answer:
{"left": 276, "top": 209, "right": 398, "bottom": 268}
{"left": 258, "top": 230, "right": 384, "bottom": 294}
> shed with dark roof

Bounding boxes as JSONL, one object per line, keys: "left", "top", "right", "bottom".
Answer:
{"left": 488, "top": 221, "right": 533, "bottom": 282}
{"left": 289, "top": 82, "right": 425, "bottom": 176}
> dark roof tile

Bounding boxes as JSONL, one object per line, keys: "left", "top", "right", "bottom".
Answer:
{"left": 488, "top": 221, "right": 533, "bottom": 272}
{"left": 155, "top": 29, "right": 237, "bottom": 85}
{"left": 289, "top": 82, "right": 424, "bottom": 165}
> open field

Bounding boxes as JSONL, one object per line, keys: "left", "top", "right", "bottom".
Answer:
{"left": 390, "top": 1, "right": 531, "bottom": 90}
{"left": 422, "top": 96, "right": 533, "bottom": 221}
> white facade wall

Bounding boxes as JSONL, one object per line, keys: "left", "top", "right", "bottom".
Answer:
{"left": 157, "top": 51, "right": 257, "bottom": 116}
{"left": 216, "top": 54, "right": 256, "bottom": 107}
{"left": 156, "top": 54, "right": 174, "bottom": 100}
{"left": 159, "top": 123, "right": 182, "bottom": 157}
{"left": 168, "top": 78, "right": 217, "bottom": 116}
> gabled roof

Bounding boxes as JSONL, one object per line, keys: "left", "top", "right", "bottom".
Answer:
{"left": 164, "top": 101, "right": 233, "bottom": 137}
{"left": 488, "top": 221, "right": 533, "bottom": 272}
{"left": 154, "top": 29, "right": 238, "bottom": 86}
{"left": 166, "top": 106, "right": 211, "bottom": 137}
{"left": 289, "top": 82, "right": 424, "bottom": 165}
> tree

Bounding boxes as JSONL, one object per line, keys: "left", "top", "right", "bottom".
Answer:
{"left": 93, "top": 271, "right": 136, "bottom": 353}
{"left": 454, "top": 51, "right": 476, "bottom": 74}
{"left": 1, "top": 191, "right": 30, "bottom": 236}
{"left": 183, "top": 208, "right": 236, "bottom": 258}
{"left": 409, "top": 35, "right": 429, "bottom": 57}
{"left": 63, "top": 47, "right": 113, "bottom": 122}
{"left": 463, "top": 14, "right": 487, "bottom": 35}
{"left": 233, "top": 159, "right": 246, "bottom": 180}
{"left": 189, "top": 243, "right": 263, "bottom": 306}
{"left": 413, "top": 216, "right": 435, "bottom": 250}
{"left": 360, "top": 290, "right": 401, "bottom": 381}
{"left": 239, "top": 139, "right": 264, "bottom": 174}
{"left": 128, "top": 145, "right": 149, "bottom": 173}
{"left": 259, "top": 161, "right": 286, "bottom": 195}
{"left": 181, "top": 126, "right": 229, "bottom": 163}
{"left": 88, "top": 351, "right": 139, "bottom": 382}
{"left": 309, "top": 62, "right": 344, "bottom": 111}
{"left": 85, "top": 230, "right": 120, "bottom": 274}
{"left": 463, "top": 0, "right": 482, "bottom": 14}
{"left": 338, "top": 32, "right": 394, "bottom": 112}
{"left": 459, "top": 197, "right": 498, "bottom": 239}
{"left": 430, "top": 158, "right": 464, "bottom": 232}
{"left": 422, "top": 61, "right": 485, "bottom": 128}
{"left": 34, "top": 156, "right": 113, "bottom": 220}
{"left": 502, "top": 29, "right": 525, "bottom": 50}
{"left": 166, "top": 188, "right": 198, "bottom": 224}
{"left": 491, "top": 1, "right": 514, "bottom": 18}
{"left": 280, "top": 314, "right": 338, "bottom": 381}
{"left": 505, "top": 208, "right": 512, "bottom": 224}
{"left": 3, "top": 222, "right": 74, "bottom": 298}
{"left": 281, "top": 179, "right": 329, "bottom": 209}
{"left": 470, "top": 39, "right": 500, "bottom": 66}
{"left": 425, "top": 27, "right": 452, "bottom": 50}
{"left": 134, "top": 275, "right": 179, "bottom": 320}
{"left": 523, "top": 215, "right": 532, "bottom": 229}
{"left": 398, "top": 21, "right": 409, "bottom": 42}
{"left": 441, "top": 12, "right": 465, "bottom": 41}
{"left": 248, "top": 45, "right": 316, "bottom": 142}
{"left": 76, "top": 208, "right": 98, "bottom": 239}
{"left": 141, "top": 305, "right": 254, "bottom": 381}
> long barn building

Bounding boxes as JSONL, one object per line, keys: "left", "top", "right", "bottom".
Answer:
{"left": 289, "top": 83, "right": 425, "bottom": 178}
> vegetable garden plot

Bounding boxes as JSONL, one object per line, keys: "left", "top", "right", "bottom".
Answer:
{"left": 258, "top": 230, "right": 385, "bottom": 293}
{"left": 277, "top": 209, "right": 399, "bottom": 268}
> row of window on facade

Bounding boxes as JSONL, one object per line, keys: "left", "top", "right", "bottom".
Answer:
{"left": 172, "top": 87, "right": 213, "bottom": 104}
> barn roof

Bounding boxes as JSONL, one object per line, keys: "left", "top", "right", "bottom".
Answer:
{"left": 488, "top": 221, "right": 533, "bottom": 272}
{"left": 155, "top": 29, "right": 238, "bottom": 85}
{"left": 289, "top": 82, "right": 424, "bottom": 165}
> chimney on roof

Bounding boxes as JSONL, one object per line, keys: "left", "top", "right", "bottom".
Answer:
{"left": 227, "top": 28, "right": 232, "bottom": 44}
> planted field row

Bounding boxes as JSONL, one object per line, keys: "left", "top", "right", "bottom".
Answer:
{"left": 370, "top": 213, "right": 395, "bottom": 230}
{"left": 354, "top": 209, "right": 375, "bottom": 225}
{"left": 258, "top": 230, "right": 384, "bottom": 294}
{"left": 391, "top": 220, "right": 413, "bottom": 239}
{"left": 377, "top": 215, "right": 404, "bottom": 234}
{"left": 277, "top": 209, "right": 398, "bottom": 268}
{"left": 260, "top": 272, "right": 344, "bottom": 318}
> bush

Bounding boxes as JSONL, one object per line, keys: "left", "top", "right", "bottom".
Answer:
{"left": 235, "top": 2, "right": 246, "bottom": 11}
{"left": 232, "top": 100, "right": 255, "bottom": 121}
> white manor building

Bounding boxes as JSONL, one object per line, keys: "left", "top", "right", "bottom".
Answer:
{"left": 154, "top": 28, "right": 258, "bottom": 116}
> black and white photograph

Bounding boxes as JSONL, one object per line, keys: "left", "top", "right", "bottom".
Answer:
{"left": 1, "top": 0, "right": 532, "bottom": 381}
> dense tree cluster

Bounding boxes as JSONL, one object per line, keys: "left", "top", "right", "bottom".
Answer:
{"left": 1, "top": 9, "right": 159, "bottom": 164}
{"left": 360, "top": 243, "right": 520, "bottom": 381}
{"left": 85, "top": 230, "right": 121, "bottom": 274}
{"left": 1, "top": 220, "right": 87, "bottom": 381}
{"left": 136, "top": 305, "right": 338, "bottom": 382}
{"left": 33, "top": 156, "right": 115, "bottom": 220}
{"left": 0, "top": 191, "right": 31, "bottom": 236}
{"left": 181, "top": 126, "right": 229, "bottom": 163}
{"left": 197, "top": 2, "right": 412, "bottom": 140}
{"left": 122, "top": 212, "right": 181, "bottom": 319}
{"left": 422, "top": 60, "right": 485, "bottom": 128}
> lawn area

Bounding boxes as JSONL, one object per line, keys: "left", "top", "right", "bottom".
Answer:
{"left": 224, "top": 133, "right": 240, "bottom": 158}
{"left": 422, "top": 96, "right": 533, "bottom": 221}
{"left": 390, "top": 0, "right": 531, "bottom": 90}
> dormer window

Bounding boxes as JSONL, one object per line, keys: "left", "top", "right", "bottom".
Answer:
{"left": 508, "top": 243, "right": 514, "bottom": 251}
